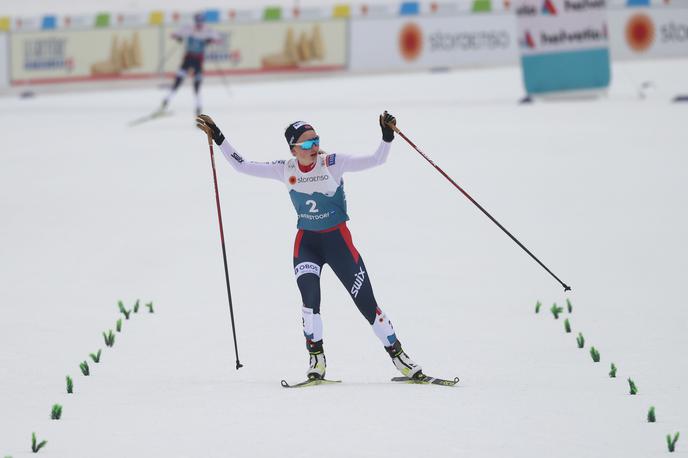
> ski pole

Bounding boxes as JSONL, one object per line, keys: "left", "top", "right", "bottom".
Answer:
{"left": 204, "top": 131, "right": 243, "bottom": 369}
{"left": 388, "top": 122, "right": 571, "bottom": 292}
{"left": 210, "top": 57, "right": 232, "bottom": 96}
{"left": 156, "top": 42, "right": 180, "bottom": 75}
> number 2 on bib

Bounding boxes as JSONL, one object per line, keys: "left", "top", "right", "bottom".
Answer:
{"left": 306, "top": 200, "right": 319, "bottom": 213}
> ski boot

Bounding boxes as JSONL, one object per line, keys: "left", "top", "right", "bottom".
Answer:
{"left": 386, "top": 340, "right": 423, "bottom": 379}
{"left": 307, "top": 340, "right": 326, "bottom": 380}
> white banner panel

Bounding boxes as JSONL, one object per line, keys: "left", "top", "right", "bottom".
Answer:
{"left": 608, "top": 7, "right": 688, "bottom": 60}
{"left": 10, "top": 27, "right": 162, "bottom": 84}
{"left": 0, "top": 34, "right": 8, "bottom": 89}
{"left": 515, "top": 0, "right": 609, "bottom": 55}
{"left": 349, "top": 15, "right": 519, "bottom": 71}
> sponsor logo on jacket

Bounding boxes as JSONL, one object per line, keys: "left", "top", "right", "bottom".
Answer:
{"left": 298, "top": 175, "right": 330, "bottom": 183}
{"left": 299, "top": 211, "right": 333, "bottom": 221}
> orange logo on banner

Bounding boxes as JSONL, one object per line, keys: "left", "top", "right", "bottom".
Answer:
{"left": 625, "top": 13, "right": 655, "bottom": 52}
{"left": 399, "top": 23, "right": 423, "bottom": 62}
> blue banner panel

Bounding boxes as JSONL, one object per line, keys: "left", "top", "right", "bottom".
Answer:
{"left": 521, "top": 48, "right": 611, "bottom": 94}
{"left": 41, "top": 16, "right": 57, "bottom": 30}
{"left": 400, "top": 2, "right": 420, "bottom": 15}
{"left": 204, "top": 10, "right": 220, "bottom": 23}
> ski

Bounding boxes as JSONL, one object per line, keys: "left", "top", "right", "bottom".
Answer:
{"left": 128, "top": 109, "right": 173, "bottom": 127}
{"left": 391, "top": 375, "right": 459, "bottom": 387}
{"left": 280, "top": 378, "right": 342, "bottom": 388}
{"left": 281, "top": 375, "right": 458, "bottom": 387}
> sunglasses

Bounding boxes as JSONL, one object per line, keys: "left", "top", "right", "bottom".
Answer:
{"left": 291, "top": 136, "right": 320, "bottom": 150}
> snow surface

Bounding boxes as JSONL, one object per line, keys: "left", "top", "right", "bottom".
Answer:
{"left": 1, "top": 59, "right": 688, "bottom": 457}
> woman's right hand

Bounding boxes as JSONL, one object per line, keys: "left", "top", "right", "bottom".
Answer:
{"left": 379, "top": 111, "right": 396, "bottom": 142}
{"left": 196, "top": 114, "right": 226, "bottom": 146}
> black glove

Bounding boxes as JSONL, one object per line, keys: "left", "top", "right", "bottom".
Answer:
{"left": 196, "top": 114, "right": 225, "bottom": 146}
{"left": 379, "top": 111, "right": 396, "bottom": 142}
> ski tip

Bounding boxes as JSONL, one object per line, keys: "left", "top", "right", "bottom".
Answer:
{"left": 280, "top": 380, "right": 290, "bottom": 388}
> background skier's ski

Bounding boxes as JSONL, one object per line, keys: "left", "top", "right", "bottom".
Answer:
{"left": 128, "top": 109, "right": 173, "bottom": 127}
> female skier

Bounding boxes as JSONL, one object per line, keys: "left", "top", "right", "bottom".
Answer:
{"left": 196, "top": 112, "right": 423, "bottom": 381}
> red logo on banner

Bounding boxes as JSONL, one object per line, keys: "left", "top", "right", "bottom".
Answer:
{"left": 542, "top": 0, "right": 557, "bottom": 15}
{"left": 399, "top": 22, "right": 423, "bottom": 62}
{"left": 524, "top": 31, "right": 536, "bottom": 48}
{"left": 626, "top": 13, "right": 655, "bottom": 52}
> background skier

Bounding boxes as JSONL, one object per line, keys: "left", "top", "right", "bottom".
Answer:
{"left": 161, "top": 12, "right": 220, "bottom": 116}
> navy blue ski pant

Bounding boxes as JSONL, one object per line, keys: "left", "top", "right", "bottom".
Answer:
{"left": 293, "top": 223, "right": 378, "bottom": 324}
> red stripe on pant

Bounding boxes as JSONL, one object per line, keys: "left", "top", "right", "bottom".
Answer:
{"left": 338, "top": 224, "right": 360, "bottom": 264}
{"left": 293, "top": 229, "right": 304, "bottom": 258}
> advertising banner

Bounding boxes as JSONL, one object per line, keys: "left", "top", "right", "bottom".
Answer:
{"left": 10, "top": 27, "right": 162, "bottom": 85}
{"left": 515, "top": 0, "right": 611, "bottom": 94}
{"left": 349, "top": 15, "right": 519, "bottom": 71}
{"left": 162, "top": 19, "right": 347, "bottom": 75}
{"left": 608, "top": 7, "right": 688, "bottom": 60}
{"left": 0, "top": 33, "right": 8, "bottom": 89}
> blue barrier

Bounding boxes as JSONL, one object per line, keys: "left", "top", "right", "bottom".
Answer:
{"left": 521, "top": 48, "right": 611, "bottom": 94}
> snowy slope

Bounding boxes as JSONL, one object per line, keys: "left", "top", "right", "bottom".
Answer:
{"left": 1, "top": 59, "right": 687, "bottom": 457}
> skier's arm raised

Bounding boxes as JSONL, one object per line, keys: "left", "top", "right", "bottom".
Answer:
{"left": 196, "top": 114, "right": 285, "bottom": 181}
{"left": 171, "top": 26, "right": 187, "bottom": 42}
{"left": 329, "top": 111, "right": 396, "bottom": 175}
